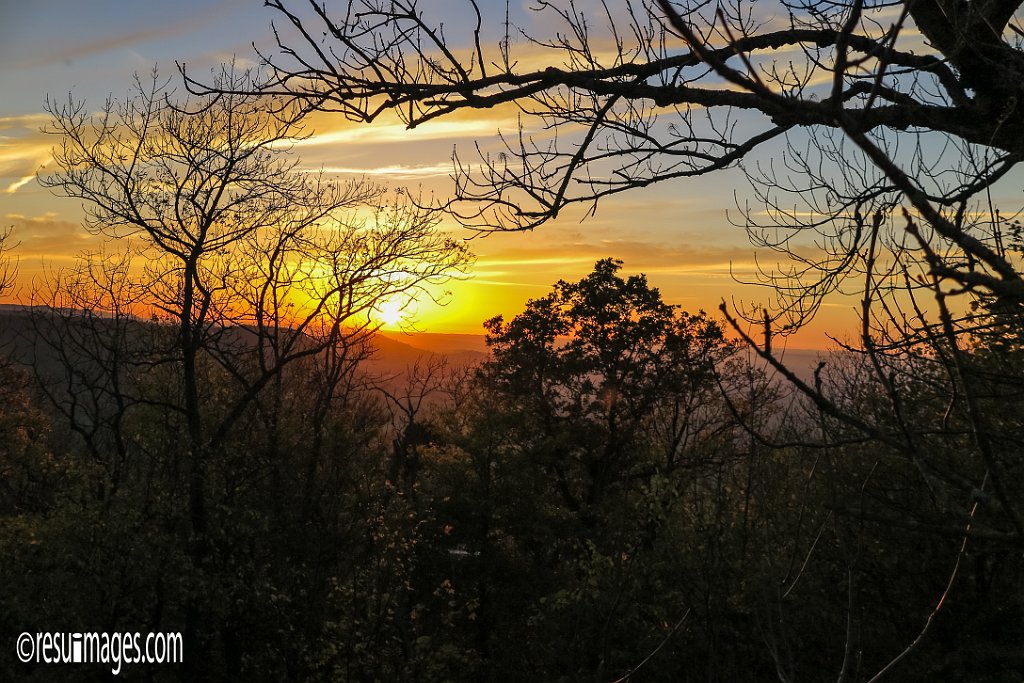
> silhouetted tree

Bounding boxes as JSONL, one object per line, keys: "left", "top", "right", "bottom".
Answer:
{"left": 38, "top": 65, "right": 470, "bottom": 680}
{"left": 480, "top": 257, "right": 737, "bottom": 516}
{"left": 0, "top": 227, "right": 15, "bottom": 299}
{"left": 408, "top": 260, "right": 793, "bottom": 680}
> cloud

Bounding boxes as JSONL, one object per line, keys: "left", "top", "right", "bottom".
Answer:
{"left": 0, "top": 114, "right": 51, "bottom": 129}
{"left": 294, "top": 113, "right": 522, "bottom": 149}
{"left": 3, "top": 212, "right": 97, "bottom": 258}
{"left": 5, "top": 175, "right": 37, "bottom": 194}
{"left": 21, "top": 27, "right": 177, "bottom": 68}
{"left": 476, "top": 255, "right": 596, "bottom": 267}
{"left": 0, "top": 114, "right": 54, "bottom": 194}
{"left": 468, "top": 236, "right": 767, "bottom": 282}
{"left": 2, "top": 3, "right": 241, "bottom": 70}
{"left": 309, "top": 164, "right": 455, "bottom": 179}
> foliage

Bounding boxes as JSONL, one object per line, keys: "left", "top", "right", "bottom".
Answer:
{"left": 480, "top": 257, "right": 737, "bottom": 513}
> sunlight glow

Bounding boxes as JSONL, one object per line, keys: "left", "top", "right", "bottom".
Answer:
{"left": 374, "top": 296, "right": 414, "bottom": 329}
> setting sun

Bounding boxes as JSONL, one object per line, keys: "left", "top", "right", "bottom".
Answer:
{"left": 374, "top": 296, "right": 413, "bottom": 328}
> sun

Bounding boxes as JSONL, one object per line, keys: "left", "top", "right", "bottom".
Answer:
{"left": 375, "top": 297, "right": 409, "bottom": 328}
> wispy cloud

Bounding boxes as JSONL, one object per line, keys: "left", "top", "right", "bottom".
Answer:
{"left": 5, "top": 174, "right": 37, "bottom": 194}
{"left": 0, "top": 117, "right": 52, "bottom": 194}
{"left": 4, "top": 212, "right": 96, "bottom": 257}
{"left": 3, "top": 3, "right": 240, "bottom": 69}
{"left": 310, "top": 164, "right": 455, "bottom": 179}
{"left": 476, "top": 256, "right": 596, "bottom": 267}
{"left": 0, "top": 114, "right": 51, "bottom": 128}
{"left": 468, "top": 237, "right": 769, "bottom": 283}
{"left": 294, "top": 117, "right": 520, "bottom": 148}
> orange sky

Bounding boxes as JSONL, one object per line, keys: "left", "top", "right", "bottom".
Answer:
{"left": 0, "top": 1, "right": 879, "bottom": 349}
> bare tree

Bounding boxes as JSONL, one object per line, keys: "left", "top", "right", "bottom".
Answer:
{"left": 184, "top": 0, "right": 1022, "bottom": 305}
{"left": 41, "top": 64, "right": 469, "bottom": 679}
{"left": 0, "top": 227, "right": 15, "bottom": 300}
{"left": 43, "top": 66, "right": 351, "bottom": 543}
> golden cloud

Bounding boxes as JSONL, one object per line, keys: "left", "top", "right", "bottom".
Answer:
{"left": 310, "top": 164, "right": 455, "bottom": 179}
{"left": 0, "top": 114, "right": 53, "bottom": 194}
{"left": 3, "top": 212, "right": 97, "bottom": 258}
{"left": 296, "top": 106, "right": 524, "bottom": 149}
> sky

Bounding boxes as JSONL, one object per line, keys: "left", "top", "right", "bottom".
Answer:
{"left": 0, "top": 0, "right": 873, "bottom": 348}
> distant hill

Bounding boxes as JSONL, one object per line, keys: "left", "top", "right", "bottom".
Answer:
{"left": 0, "top": 305, "right": 488, "bottom": 382}
{"left": 2, "top": 304, "right": 834, "bottom": 390}
{"left": 756, "top": 346, "right": 830, "bottom": 386}
{"left": 361, "top": 332, "right": 486, "bottom": 381}
{"left": 378, "top": 331, "right": 489, "bottom": 356}
{"left": 377, "top": 329, "right": 833, "bottom": 385}
{"left": 0, "top": 305, "right": 52, "bottom": 366}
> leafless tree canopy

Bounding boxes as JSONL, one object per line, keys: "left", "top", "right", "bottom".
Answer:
{"left": 0, "top": 228, "right": 17, "bottom": 299}
{"left": 184, "top": 0, "right": 1024, "bottom": 338}
{"left": 39, "top": 65, "right": 471, "bottom": 485}
{"left": 36, "top": 65, "right": 472, "bottom": 677}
